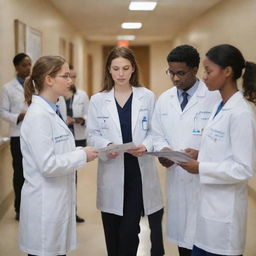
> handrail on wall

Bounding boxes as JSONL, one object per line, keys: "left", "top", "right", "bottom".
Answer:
{"left": 0, "top": 137, "right": 10, "bottom": 147}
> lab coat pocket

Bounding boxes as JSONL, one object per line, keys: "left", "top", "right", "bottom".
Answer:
{"left": 97, "top": 116, "right": 109, "bottom": 130}
{"left": 44, "top": 178, "right": 69, "bottom": 221}
{"left": 200, "top": 184, "right": 234, "bottom": 223}
{"left": 75, "top": 102, "right": 85, "bottom": 115}
{"left": 193, "top": 111, "right": 211, "bottom": 136}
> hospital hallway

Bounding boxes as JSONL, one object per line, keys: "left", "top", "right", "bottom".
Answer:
{"left": 0, "top": 160, "right": 256, "bottom": 256}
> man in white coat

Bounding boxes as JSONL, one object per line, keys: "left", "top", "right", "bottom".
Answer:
{"left": 152, "top": 45, "right": 220, "bottom": 256}
{"left": 0, "top": 53, "right": 31, "bottom": 221}
{"left": 58, "top": 65, "right": 89, "bottom": 223}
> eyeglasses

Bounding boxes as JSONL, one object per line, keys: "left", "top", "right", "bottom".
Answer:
{"left": 57, "top": 74, "right": 71, "bottom": 80}
{"left": 165, "top": 69, "right": 190, "bottom": 78}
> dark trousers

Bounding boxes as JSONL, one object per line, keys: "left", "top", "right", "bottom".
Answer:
{"left": 191, "top": 245, "right": 242, "bottom": 256}
{"left": 178, "top": 246, "right": 192, "bottom": 256}
{"left": 75, "top": 139, "right": 86, "bottom": 213}
{"left": 101, "top": 177, "right": 143, "bottom": 256}
{"left": 148, "top": 208, "right": 165, "bottom": 256}
{"left": 10, "top": 137, "right": 24, "bottom": 214}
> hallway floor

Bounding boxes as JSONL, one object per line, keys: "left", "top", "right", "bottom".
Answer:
{"left": 0, "top": 160, "right": 255, "bottom": 255}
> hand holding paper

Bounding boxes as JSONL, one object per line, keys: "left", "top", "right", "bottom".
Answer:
{"left": 158, "top": 147, "right": 174, "bottom": 168}
{"left": 146, "top": 149, "right": 193, "bottom": 163}
{"left": 127, "top": 144, "right": 147, "bottom": 157}
{"left": 176, "top": 159, "right": 199, "bottom": 174}
{"left": 99, "top": 142, "right": 137, "bottom": 160}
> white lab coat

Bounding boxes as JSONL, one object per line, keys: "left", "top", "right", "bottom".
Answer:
{"left": 195, "top": 92, "right": 256, "bottom": 255}
{"left": 152, "top": 80, "right": 220, "bottom": 249}
{"left": 0, "top": 78, "right": 28, "bottom": 136}
{"left": 87, "top": 86, "right": 163, "bottom": 216}
{"left": 19, "top": 95, "right": 87, "bottom": 256}
{"left": 58, "top": 89, "right": 89, "bottom": 140}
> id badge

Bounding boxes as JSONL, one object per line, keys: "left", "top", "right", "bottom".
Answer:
{"left": 192, "top": 113, "right": 202, "bottom": 136}
{"left": 142, "top": 116, "right": 148, "bottom": 130}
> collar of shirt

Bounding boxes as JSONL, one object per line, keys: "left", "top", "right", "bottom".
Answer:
{"left": 177, "top": 79, "right": 199, "bottom": 104}
{"left": 16, "top": 76, "right": 25, "bottom": 86}
{"left": 39, "top": 96, "right": 58, "bottom": 112}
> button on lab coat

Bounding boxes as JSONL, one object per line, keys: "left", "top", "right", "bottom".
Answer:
{"left": 195, "top": 92, "right": 256, "bottom": 255}
{"left": 87, "top": 87, "right": 163, "bottom": 216}
{"left": 0, "top": 78, "right": 28, "bottom": 136}
{"left": 19, "top": 96, "right": 87, "bottom": 256}
{"left": 152, "top": 80, "right": 220, "bottom": 249}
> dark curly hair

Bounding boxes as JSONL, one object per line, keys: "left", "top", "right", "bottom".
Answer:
{"left": 167, "top": 45, "right": 200, "bottom": 68}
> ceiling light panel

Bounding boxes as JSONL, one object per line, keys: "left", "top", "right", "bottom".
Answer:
{"left": 117, "top": 35, "right": 136, "bottom": 41}
{"left": 129, "top": 1, "right": 157, "bottom": 11}
{"left": 121, "top": 22, "right": 142, "bottom": 29}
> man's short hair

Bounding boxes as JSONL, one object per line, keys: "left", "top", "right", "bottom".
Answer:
{"left": 13, "top": 53, "right": 29, "bottom": 66}
{"left": 167, "top": 45, "right": 200, "bottom": 67}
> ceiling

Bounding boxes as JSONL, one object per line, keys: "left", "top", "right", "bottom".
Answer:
{"left": 48, "top": 0, "right": 223, "bottom": 43}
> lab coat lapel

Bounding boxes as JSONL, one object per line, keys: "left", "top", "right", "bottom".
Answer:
{"left": 182, "top": 81, "right": 206, "bottom": 114}
{"left": 168, "top": 87, "right": 182, "bottom": 113}
{"left": 55, "top": 112, "right": 72, "bottom": 134}
{"left": 33, "top": 96, "right": 71, "bottom": 134}
{"left": 14, "top": 79, "right": 24, "bottom": 93}
{"left": 132, "top": 87, "right": 143, "bottom": 133}
{"left": 105, "top": 88, "right": 121, "bottom": 132}
{"left": 206, "top": 91, "right": 241, "bottom": 128}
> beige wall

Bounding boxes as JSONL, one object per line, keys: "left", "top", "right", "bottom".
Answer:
{"left": 0, "top": 0, "right": 88, "bottom": 216}
{"left": 171, "top": 0, "right": 256, "bottom": 77}
{"left": 150, "top": 42, "right": 173, "bottom": 97}
{"left": 0, "top": 0, "right": 88, "bottom": 136}
{"left": 0, "top": 144, "right": 13, "bottom": 205}
{"left": 87, "top": 42, "right": 104, "bottom": 94}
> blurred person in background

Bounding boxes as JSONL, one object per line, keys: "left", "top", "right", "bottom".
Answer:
{"left": 0, "top": 53, "right": 31, "bottom": 221}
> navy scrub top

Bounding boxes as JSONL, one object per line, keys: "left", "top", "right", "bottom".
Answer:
{"left": 115, "top": 93, "right": 142, "bottom": 185}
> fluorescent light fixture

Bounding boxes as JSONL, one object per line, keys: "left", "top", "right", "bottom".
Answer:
{"left": 121, "top": 22, "right": 142, "bottom": 29}
{"left": 129, "top": 1, "right": 157, "bottom": 11}
{"left": 117, "top": 35, "right": 136, "bottom": 41}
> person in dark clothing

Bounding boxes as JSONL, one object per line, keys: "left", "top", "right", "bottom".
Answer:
{"left": 0, "top": 53, "right": 31, "bottom": 220}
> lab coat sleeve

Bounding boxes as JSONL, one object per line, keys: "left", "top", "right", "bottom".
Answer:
{"left": 142, "top": 92, "right": 156, "bottom": 151}
{"left": 22, "top": 113, "right": 87, "bottom": 177}
{"left": 81, "top": 91, "right": 89, "bottom": 124}
{"left": 86, "top": 99, "right": 112, "bottom": 149}
{"left": 151, "top": 99, "right": 170, "bottom": 151}
{"left": 199, "top": 112, "right": 256, "bottom": 184}
{"left": 0, "top": 86, "right": 19, "bottom": 124}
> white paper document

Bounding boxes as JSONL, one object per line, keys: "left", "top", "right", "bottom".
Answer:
{"left": 99, "top": 142, "right": 137, "bottom": 159}
{"left": 146, "top": 150, "right": 192, "bottom": 162}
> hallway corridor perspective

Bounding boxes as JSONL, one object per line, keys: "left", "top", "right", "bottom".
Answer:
{"left": 0, "top": 160, "right": 256, "bottom": 255}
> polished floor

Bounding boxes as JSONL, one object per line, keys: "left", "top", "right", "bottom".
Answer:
{"left": 0, "top": 160, "right": 255, "bottom": 255}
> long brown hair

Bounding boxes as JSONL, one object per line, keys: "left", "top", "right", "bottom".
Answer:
{"left": 24, "top": 56, "right": 66, "bottom": 105}
{"left": 101, "top": 46, "right": 141, "bottom": 92}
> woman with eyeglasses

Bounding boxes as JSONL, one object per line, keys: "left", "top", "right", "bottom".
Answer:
{"left": 19, "top": 56, "right": 98, "bottom": 256}
{"left": 87, "top": 46, "right": 164, "bottom": 256}
{"left": 178, "top": 44, "right": 256, "bottom": 256}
